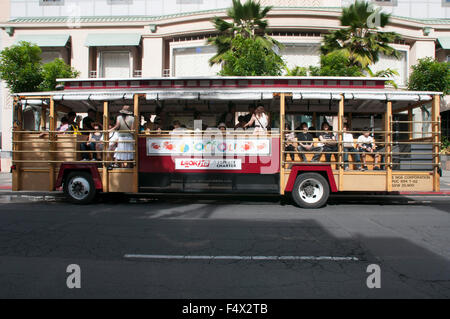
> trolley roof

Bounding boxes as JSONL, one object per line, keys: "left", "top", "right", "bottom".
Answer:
{"left": 14, "top": 76, "right": 442, "bottom": 114}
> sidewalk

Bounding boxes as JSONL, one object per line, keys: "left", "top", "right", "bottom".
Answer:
{"left": 0, "top": 173, "right": 11, "bottom": 190}
{"left": 440, "top": 170, "right": 450, "bottom": 191}
{"left": 1, "top": 171, "right": 450, "bottom": 193}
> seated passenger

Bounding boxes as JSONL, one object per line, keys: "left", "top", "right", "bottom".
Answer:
{"left": 57, "top": 117, "right": 69, "bottom": 132}
{"left": 234, "top": 115, "right": 247, "bottom": 129}
{"left": 296, "top": 122, "right": 322, "bottom": 162}
{"left": 86, "top": 123, "right": 104, "bottom": 161}
{"left": 318, "top": 122, "right": 337, "bottom": 163}
{"left": 67, "top": 112, "right": 81, "bottom": 135}
{"left": 284, "top": 123, "right": 296, "bottom": 161}
{"left": 173, "top": 120, "right": 181, "bottom": 130}
{"left": 243, "top": 105, "right": 255, "bottom": 127}
{"left": 357, "top": 127, "right": 382, "bottom": 170}
{"left": 218, "top": 122, "right": 227, "bottom": 135}
{"left": 342, "top": 123, "right": 362, "bottom": 171}
{"left": 82, "top": 110, "right": 96, "bottom": 134}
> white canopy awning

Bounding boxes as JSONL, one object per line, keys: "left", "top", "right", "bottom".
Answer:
{"left": 53, "top": 93, "right": 134, "bottom": 101}
{"left": 145, "top": 91, "right": 274, "bottom": 101}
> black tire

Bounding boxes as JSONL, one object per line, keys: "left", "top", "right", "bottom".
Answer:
{"left": 63, "top": 171, "right": 97, "bottom": 204}
{"left": 291, "top": 173, "right": 330, "bottom": 209}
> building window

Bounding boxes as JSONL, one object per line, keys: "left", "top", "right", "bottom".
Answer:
{"left": 373, "top": 0, "right": 397, "bottom": 5}
{"left": 443, "top": 0, "right": 450, "bottom": 7}
{"left": 176, "top": 0, "right": 203, "bottom": 3}
{"left": 447, "top": 55, "right": 450, "bottom": 63}
{"left": 99, "top": 51, "right": 131, "bottom": 78}
{"left": 39, "top": 0, "right": 64, "bottom": 6}
{"left": 107, "top": 0, "right": 133, "bottom": 4}
{"left": 41, "top": 51, "right": 62, "bottom": 64}
{"left": 280, "top": 43, "right": 321, "bottom": 71}
{"left": 172, "top": 46, "right": 220, "bottom": 77}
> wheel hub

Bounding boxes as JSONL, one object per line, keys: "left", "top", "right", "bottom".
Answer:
{"left": 68, "top": 177, "right": 90, "bottom": 201}
{"left": 304, "top": 184, "right": 315, "bottom": 197}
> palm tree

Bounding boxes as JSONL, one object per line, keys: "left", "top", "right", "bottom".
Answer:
{"left": 366, "top": 67, "right": 400, "bottom": 88}
{"left": 207, "top": 0, "right": 281, "bottom": 66}
{"left": 321, "top": 0, "right": 400, "bottom": 69}
{"left": 285, "top": 66, "right": 307, "bottom": 76}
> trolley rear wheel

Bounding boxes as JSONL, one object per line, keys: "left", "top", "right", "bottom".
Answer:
{"left": 291, "top": 173, "right": 330, "bottom": 209}
{"left": 63, "top": 171, "right": 97, "bottom": 204}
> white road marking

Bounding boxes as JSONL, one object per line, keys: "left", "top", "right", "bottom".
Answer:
{"left": 124, "top": 254, "right": 359, "bottom": 261}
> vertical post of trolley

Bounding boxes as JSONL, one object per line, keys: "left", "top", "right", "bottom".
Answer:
{"left": 49, "top": 97, "right": 56, "bottom": 191}
{"left": 133, "top": 94, "right": 139, "bottom": 193}
{"left": 432, "top": 94, "right": 440, "bottom": 192}
{"left": 280, "top": 93, "right": 286, "bottom": 195}
{"left": 40, "top": 106, "right": 46, "bottom": 131}
{"left": 12, "top": 97, "right": 21, "bottom": 191}
{"left": 103, "top": 101, "right": 109, "bottom": 193}
{"left": 338, "top": 94, "right": 344, "bottom": 190}
{"left": 408, "top": 108, "right": 413, "bottom": 140}
{"left": 386, "top": 100, "right": 392, "bottom": 192}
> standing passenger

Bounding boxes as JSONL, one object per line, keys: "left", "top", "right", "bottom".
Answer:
{"left": 109, "top": 105, "right": 135, "bottom": 168}
{"left": 243, "top": 105, "right": 268, "bottom": 134}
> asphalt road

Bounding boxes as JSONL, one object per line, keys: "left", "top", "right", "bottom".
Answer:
{"left": 0, "top": 194, "right": 449, "bottom": 299}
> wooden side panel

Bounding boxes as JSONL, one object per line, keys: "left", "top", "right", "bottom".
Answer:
{"left": 108, "top": 170, "right": 134, "bottom": 193}
{"left": 19, "top": 133, "right": 49, "bottom": 168}
{"left": 55, "top": 135, "right": 79, "bottom": 162}
{"left": 19, "top": 171, "right": 50, "bottom": 191}
{"left": 340, "top": 173, "right": 386, "bottom": 191}
{"left": 391, "top": 172, "right": 433, "bottom": 192}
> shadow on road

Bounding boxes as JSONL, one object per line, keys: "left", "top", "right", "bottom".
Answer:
{"left": 0, "top": 199, "right": 449, "bottom": 298}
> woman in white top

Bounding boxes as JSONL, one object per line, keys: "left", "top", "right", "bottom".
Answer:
{"left": 109, "top": 105, "right": 135, "bottom": 168}
{"left": 243, "top": 105, "right": 269, "bottom": 135}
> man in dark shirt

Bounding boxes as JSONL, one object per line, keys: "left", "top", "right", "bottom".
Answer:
{"left": 243, "top": 105, "right": 255, "bottom": 128}
{"left": 296, "top": 122, "right": 322, "bottom": 162}
{"left": 318, "top": 122, "right": 337, "bottom": 163}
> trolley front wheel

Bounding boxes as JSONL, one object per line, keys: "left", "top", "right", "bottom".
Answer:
{"left": 291, "top": 173, "right": 330, "bottom": 209}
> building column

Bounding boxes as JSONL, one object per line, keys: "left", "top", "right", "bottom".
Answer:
{"left": 1, "top": 86, "right": 13, "bottom": 173}
{"left": 141, "top": 37, "right": 164, "bottom": 77}
{"left": 409, "top": 40, "right": 436, "bottom": 68}
{"left": 70, "top": 32, "right": 90, "bottom": 78}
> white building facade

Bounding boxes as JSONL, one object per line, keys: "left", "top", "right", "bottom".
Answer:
{"left": 0, "top": 0, "right": 450, "bottom": 171}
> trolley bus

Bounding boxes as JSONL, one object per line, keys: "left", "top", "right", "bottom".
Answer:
{"left": 10, "top": 76, "right": 442, "bottom": 208}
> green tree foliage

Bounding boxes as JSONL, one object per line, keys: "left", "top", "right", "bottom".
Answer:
{"left": 40, "top": 58, "right": 80, "bottom": 91}
{"left": 321, "top": 0, "right": 400, "bottom": 69}
{"left": 308, "top": 51, "right": 364, "bottom": 76}
{"left": 408, "top": 57, "right": 450, "bottom": 95}
{"left": 0, "top": 41, "right": 79, "bottom": 93}
{"left": 0, "top": 41, "right": 43, "bottom": 93}
{"left": 285, "top": 66, "right": 307, "bottom": 76}
{"left": 219, "top": 35, "right": 284, "bottom": 76}
{"left": 208, "top": 0, "right": 281, "bottom": 67}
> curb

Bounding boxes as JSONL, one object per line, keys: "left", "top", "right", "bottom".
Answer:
{"left": 398, "top": 191, "right": 450, "bottom": 195}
